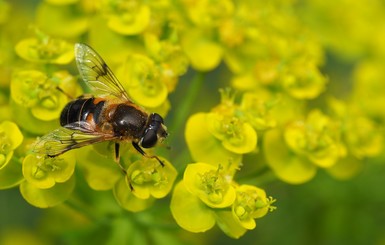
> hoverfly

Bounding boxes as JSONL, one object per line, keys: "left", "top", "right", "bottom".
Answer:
{"left": 33, "top": 43, "right": 168, "bottom": 171}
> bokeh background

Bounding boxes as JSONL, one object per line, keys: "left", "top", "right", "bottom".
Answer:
{"left": 1, "top": 0, "right": 385, "bottom": 244}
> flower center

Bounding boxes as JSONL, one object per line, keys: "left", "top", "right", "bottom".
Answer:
{"left": 0, "top": 132, "right": 11, "bottom": 155}
{"left": 198, "top": 166, "right": 229, "bottom": 204}
{"left": 34, "top": 158, "right": 63, "bottom": 179}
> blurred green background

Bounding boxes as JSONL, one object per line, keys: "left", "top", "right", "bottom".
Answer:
{"left": 1, "top": 0, "right": 385, "bottom": 244}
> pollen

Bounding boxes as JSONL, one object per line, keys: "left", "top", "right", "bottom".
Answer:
{"left": 32, "top": 166, "right": 47, "bottom": 179}
{"left": 197, "top": 168, "right": 228, "bottom": 204}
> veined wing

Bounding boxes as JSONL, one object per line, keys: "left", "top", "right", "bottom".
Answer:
{"left": 33, "top": 122, "right": 117, "bottom": 157}
{"left": 74, "top": 43, "right": 132, "bottom": 102}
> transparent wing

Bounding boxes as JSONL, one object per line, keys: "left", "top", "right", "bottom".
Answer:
{"left": 33, "top": 122, "right": 117, "bottom": 157}
{"left": 75, "top": 43, "right": 132, "bottom": 102}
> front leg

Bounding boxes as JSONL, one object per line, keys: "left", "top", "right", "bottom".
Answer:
{"left": 132, "top": 142, "right": 164, "bottom": 167}
{"left": 114, "top": 142, "right": 120, "bottom": 163}
{"left": 115, "top": 142, "right": 134, "bottom": 190}
{"left": 114, "top": 142, "right": 128, "bottom": 174}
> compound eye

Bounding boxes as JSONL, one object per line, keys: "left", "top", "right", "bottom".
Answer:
{"left": 152, "top": 113, "right": 164, "bottom": 124}
{"left": 141, "top": 129, "right": 158, "bottom": 148}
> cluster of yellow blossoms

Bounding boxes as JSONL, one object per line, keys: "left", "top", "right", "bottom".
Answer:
{"left": 0, "top": 0, "right": 384, "bottom": 241}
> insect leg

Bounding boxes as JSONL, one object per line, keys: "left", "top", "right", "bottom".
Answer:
{"left": 115, "top": 142, "right": 121, "bottom": 163}
{"left": 115, "top": 142, "right": 133, "bottom": 191}
{"left": 114, "top": 142, "right": 127, "bottom": 174}
{"left": 132, "top": 142, "right": 164, "bottom": 167}
{"left": 115, "top": 142, "right": 134, "bottom": 191}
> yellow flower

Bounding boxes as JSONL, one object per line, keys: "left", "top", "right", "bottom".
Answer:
{"left": 181, "top": 28, "right": 223, "bottom": 71}
{"left": 127, "top": 157, "right": 177, "bottom": 199}
{"left": 36, "top": 2, "right": 89, "bottom": 38}
{"left": 0, "top": 121, "right": 23, "bottom": 166}
{"left": 185, "top": 113, "right": 242, "bottom": 166}
{"left": 170, "top": 162, "right": 236, "bottom": 233}
{"left": 101, "top": 0, "right": 151, "bottom": 35}
{"left": 22, "top": 152, "right": 75, "bottom": 189}
{"left": 284, "top": 110, "right": 343, "bottom": 168}
{"left": 183, "top": 163, "right": 235, "bottom": 208}
{"left": 264, "top": 128, "right": 317, "bottom": 184}
{"left": 15, "top": 34, "right": 74, "bottom": 64}
{"left": 232, "top": 185, "right": 274, "bottom": 230}
{"left": 11, "top": 70, "right": 73, "bottom": 121}
{"left": 206, "top": 112, "right": 257, "bottom": 154}
{"left": 116, "top": 54, "right": 168, "bottom": 108}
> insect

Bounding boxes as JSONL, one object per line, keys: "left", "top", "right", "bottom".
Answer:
{"left": 33, "top": 43, "right": 168, "bottom": 171}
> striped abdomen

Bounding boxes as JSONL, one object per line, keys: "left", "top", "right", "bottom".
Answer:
{"left": 60, "top": 97, "right": 105, "bottom": 127}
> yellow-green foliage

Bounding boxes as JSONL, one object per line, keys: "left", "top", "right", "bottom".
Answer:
{"left": 0, "top": 0, "right": 384, "bottom": 243}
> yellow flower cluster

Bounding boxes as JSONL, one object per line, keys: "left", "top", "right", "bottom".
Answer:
{"left": 171, "top": 162, "right": 275, "bottom": 238}
{"left": 0, "top": 0, "right": 384, "bottom": 242}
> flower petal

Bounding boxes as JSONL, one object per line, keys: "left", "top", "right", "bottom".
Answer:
{"left": 170, "top": 181, "right": 216, "bottom": 233}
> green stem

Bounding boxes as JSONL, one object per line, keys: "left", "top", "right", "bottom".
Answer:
{"left": 173, "top": 146, "right": 192, "bottom": 173}
{"left": 65, "top": 197, "right": 100, "bottom": 222}
{"left": 44, "top": 63, "right": 55, "bottom": 77}
{"left": 170, "top": 72, "right": 205, "bottom": 138}
{"left": 11, "top": 155, "right": 22, "bottom": 164}
{"left": 239, "top": 169, "right": 277, "bottom": 187}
